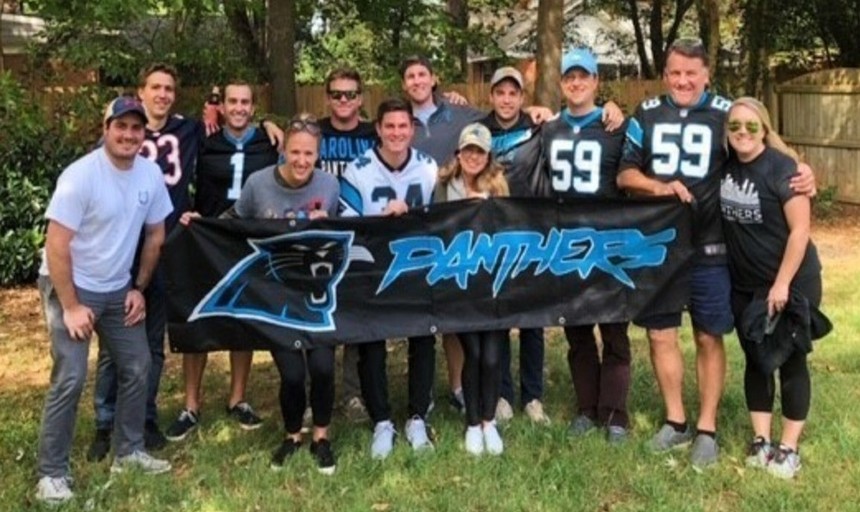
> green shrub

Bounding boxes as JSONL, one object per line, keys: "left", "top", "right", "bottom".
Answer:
{"left": 812, "top": 185, "right": 842, "bottom": 222}
{"left": 0, "top": 73, "right": 111, "bottom": 285}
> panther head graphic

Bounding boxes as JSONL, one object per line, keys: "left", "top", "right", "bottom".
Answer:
{"left": 189, "top": 230, "right": 373, "bottom": 331}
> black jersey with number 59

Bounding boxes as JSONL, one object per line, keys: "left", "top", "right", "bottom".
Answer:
{"left": 620, "top": 93, "right": 730, "bottom": 258}
{"left": 194, "top": 127, "right": 279, "bottom": 217}
{"left": 540, "top": 107, "right": 626, "bottom": 199}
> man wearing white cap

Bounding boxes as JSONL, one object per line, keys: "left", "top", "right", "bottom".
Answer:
{"left": 35, "top": 97, "right": 173, "bottom": 504}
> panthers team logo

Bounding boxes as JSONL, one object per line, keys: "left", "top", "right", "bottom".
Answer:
{"left": 189, "top": 230, "right": 373, "bottom": 331}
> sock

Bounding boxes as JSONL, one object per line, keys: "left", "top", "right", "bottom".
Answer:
{"left": 666, "top": 419, "right": 687, "bottom": 433}
{"left": 697, "top": 429, "right": 716, "bottom": 439}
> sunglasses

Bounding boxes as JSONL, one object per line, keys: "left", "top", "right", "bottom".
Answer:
{"left": 727, "top": 120, "right": 761, "bottom": 134}
{"left": 328, "top": 90, "right": 360, "bottom": 101}
{"left": 287, "top": 118, "right": 321, "bottom": 136}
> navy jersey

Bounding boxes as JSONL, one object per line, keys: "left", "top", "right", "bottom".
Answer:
{"left": 621, "top": 93, "right": 731, "bottom": 259}
{"left": 481, "top": 112, "right": 543, "bottom": 197}
{"left": 139, "top": 114, "right": 203, "bottom": 229}
{"left": 541, "top": 107, "right": 626, "bottom": 199}
{"left": 194, "top": 127, "right": 279, "bottom": 217}
{"left": 318, "top": 118, "right": 378, "bottom": 177}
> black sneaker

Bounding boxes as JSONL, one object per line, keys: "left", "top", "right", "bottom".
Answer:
{"left": 86, "top": 428, "right": 111, "bottom": 462}
{"left": 227, "top": 402, "right": 263, "bottom": 430}
{"left": 310, "top": 439, "right": 336, "bottom": 475}
{"left": 144, "top": 421, "right": 167, "bottom": 451}
{"left": 165, "top": 409, "right": 200, "bottom": 441}
{"left": 271, "top": 439, "right": 302, "bottom": 470}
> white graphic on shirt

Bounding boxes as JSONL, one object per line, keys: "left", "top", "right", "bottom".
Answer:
{"left": 720, "top": 175, "right": 762, "bottom": 224}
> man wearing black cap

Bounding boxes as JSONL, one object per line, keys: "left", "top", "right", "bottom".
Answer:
{"left": 35, "top": 97, "right": 173, "bottom": 504}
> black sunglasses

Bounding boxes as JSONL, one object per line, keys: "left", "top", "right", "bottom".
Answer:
{"left": 328, "top": 90, "right": 360, "bottom": 101}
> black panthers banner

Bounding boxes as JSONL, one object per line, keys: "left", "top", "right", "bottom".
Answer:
{"left": 166, "top": 198, "right": 693, "bottom": 352}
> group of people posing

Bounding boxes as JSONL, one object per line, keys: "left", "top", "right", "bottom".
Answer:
{"left": 34, "top": 38, "right": 826, "bottom": 505}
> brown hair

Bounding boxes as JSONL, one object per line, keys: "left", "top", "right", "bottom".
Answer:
{"left": 325, "top": 67, "right": 363, "bottom": 92}
{"left": 728, "top": 97, "right": 799, "bottom": 162}
{"left": 438, "top": 153, "right": 509, "bottom": 198}
{"left": 223, "top": 79, "right": 255, "bottom": 104}
{"left": 137, "top": 63, "right": 179, "bottom": 88}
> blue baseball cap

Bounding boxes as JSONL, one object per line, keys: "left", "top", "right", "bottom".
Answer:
{"left": 561, "top": 48, "right": 599, "bottom": 76}
{"left": 103, "top": 96, "right": 148, "bottom": 125}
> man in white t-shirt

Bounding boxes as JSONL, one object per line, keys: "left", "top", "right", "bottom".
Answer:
{"left": 35, "top": 97, "right": 174, "bottom": 504}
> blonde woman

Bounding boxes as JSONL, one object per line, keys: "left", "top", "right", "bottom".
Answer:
{"left": 436, "top": 123, "right": 509, "bottom": 455}
{"left": 720, "top": 97, "right": 824, "bottom": 479}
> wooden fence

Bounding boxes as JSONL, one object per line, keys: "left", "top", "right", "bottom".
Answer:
{"left": 772, "top": 69, "right": 860, "bottom": 204}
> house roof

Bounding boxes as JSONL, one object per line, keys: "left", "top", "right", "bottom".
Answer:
{"left": 1, "top": 13, "right": 45, "bottom": 54}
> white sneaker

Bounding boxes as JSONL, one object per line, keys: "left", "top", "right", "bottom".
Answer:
{"left": 404, "top": 416, "right": 434, "bottom": 451}
{"left": 495, "top": 397, "right": 514, "bottom": 422}
{"left": 35, "top": 476, "right": 73, "bottom": 504}
{"left": 111, "top": 450, "right": 172, "bottom": 474}
{"left": 524, "top": 399, "right": 551, "bottom": 425}
{"left": 465, "top": 425, "right": 484, "bottom": 456}
{"left": 371, "top": 420, "right": 396, "bottom": 460}
{"left": 483, "top": 422, "right": 504, "bottom": 455}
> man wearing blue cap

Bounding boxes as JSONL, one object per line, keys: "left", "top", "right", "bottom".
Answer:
{"left": 35, "top": 97, "right": 173, "bottom": 504}
{"left": 539, "top": 48, "right": 632, "bottom": 444}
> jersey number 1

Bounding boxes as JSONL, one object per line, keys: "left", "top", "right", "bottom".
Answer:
{"left": 227, "top": 153, "right": 245, "bottom": 200}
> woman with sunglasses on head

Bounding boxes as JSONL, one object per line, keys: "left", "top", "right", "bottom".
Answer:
{"left": 720, "top": 97, "right": 823, "bottom": 479}
{"left": 220, "top": 113, "right": 340, "bottom": 474}
{"left": 435, "top": 123, "right": 510, "bottom": 455}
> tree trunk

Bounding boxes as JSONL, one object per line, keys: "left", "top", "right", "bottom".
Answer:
{"left": 649, "top": 0, "right": 665, "bottom": 76}
{"left": 447, "top": 0, "right": 469, "bottom": 81}
{"left": 627, "top": 0, "right": 653, "bottom": 78}
{"left": 0, "top": 10, "right": 5, "bottom": 74}
{"left": 224, "top": 0, "right": 268, "bottom": 79}
{"left": 268, "top": 0, "right": 296, "bottom": 117}
{"left": 535, "top": 0, "right": 563, "bottom": 109}
{"left": 696, "top": 0, "right": 720, "bottom": 79}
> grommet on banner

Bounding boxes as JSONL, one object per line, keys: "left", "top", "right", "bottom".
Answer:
{"left": 429, "top": 325, "right": 438, "bottom": 334}
{"left": 289, "top": 219, "right": 297, "bottom": 228}
{"left": 293, "top": 340, "right": 302, "bottom": 349}
{"left": 558, "top": 316, "right": 566, "bottom": 325}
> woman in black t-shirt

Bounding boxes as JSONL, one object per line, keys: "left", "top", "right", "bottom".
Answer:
{"left": 720, "top": 97, "right": 822, "bottom": 480}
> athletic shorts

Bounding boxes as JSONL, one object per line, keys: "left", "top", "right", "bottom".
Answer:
{"left": 635, "top": 264, "right": 734, "bottom": 336}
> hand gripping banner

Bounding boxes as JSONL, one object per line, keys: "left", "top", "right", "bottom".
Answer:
{"left": 165, "top": 197, "right": 694, "bottom": 352}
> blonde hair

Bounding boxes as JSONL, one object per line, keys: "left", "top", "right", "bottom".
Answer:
{"left": 728, "top": 97, "right": 799, "bottom": 162}
{"left": 438, "top": 152, "right": 510, "bottom": 197}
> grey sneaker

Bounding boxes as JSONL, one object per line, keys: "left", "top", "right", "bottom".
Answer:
{"left": 111, "top": 450, "right": 172, "bottom": 474}
{"left": 745, "top": 436, "right": 773, "bottom": 468}
{"left": 567, "top": 415, "right": 596, "bottom": 437}
{"left": 371, "top": 420, "right": 396, "bottom": 460}
{"left": 767, "top": 444, "right": 801, "bottom": 479}
{"left": 524, "top": 399, "right": 551, "bottom": 425}
{"left": 607, "top": 425, "right": 629, "bottom": 445}
{"left": 649, "top": 423, "right": 694, "bottom": 452}
{"left": 690, "top": 434, "right": 719, "bottom": 467}
{"left": 35, "top": 476, "right": 73, "bottom": 504}
{"left": 495, "top": 398, "right": 514, "bottom": 423}
{"left": 404, "top": 416, "right": 434, "bottom": 452}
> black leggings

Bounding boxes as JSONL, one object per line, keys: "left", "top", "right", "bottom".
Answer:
{"left": 357, "top": 336, "right": 435, "bottom": 423}
{"left": 459, "top": 330, "right": 504, "bottom": 426}
{"left": 731, "top": 276, "right": 821, "bottom": 421}
{"left": 271, "top": 346, "right": 335, "bottom": 434}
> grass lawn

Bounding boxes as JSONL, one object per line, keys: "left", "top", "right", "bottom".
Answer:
{"left": 1, "top": 220, "right": 859, "bottom": 512}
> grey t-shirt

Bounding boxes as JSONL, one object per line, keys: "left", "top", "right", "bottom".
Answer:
{"left": 234, "top": 165, "right": 340, "bottom": 220}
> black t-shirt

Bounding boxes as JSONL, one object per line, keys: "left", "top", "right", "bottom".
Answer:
{"left": 541, "top": 107, "right": 626, "bottom": 199}
{"left": 140, "top": 114, "right": 203, "bottom": 229}
{"left": 318, "top": 118, "right": 377, "bottom": 177}
{"left": 621, "top": 93, "right": 731, "bottom": 262}
{"left": 194, "top": 127, "right": 279, "bottom": 217}
{"left": 481, "top": 112, "right": 543, "bottom": 197}
{"left": 720, "top": 146, "right": 821, "bottom": 292}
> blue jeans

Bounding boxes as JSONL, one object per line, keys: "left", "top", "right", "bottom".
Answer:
{"left": 94, "top": 267, "right": 166, "bottom": 429}
{"left": 38, "top": 277, "right": 150, "bottom": 478}
{"left": 499, "top": 327, "right": 544, "bottom": 406}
